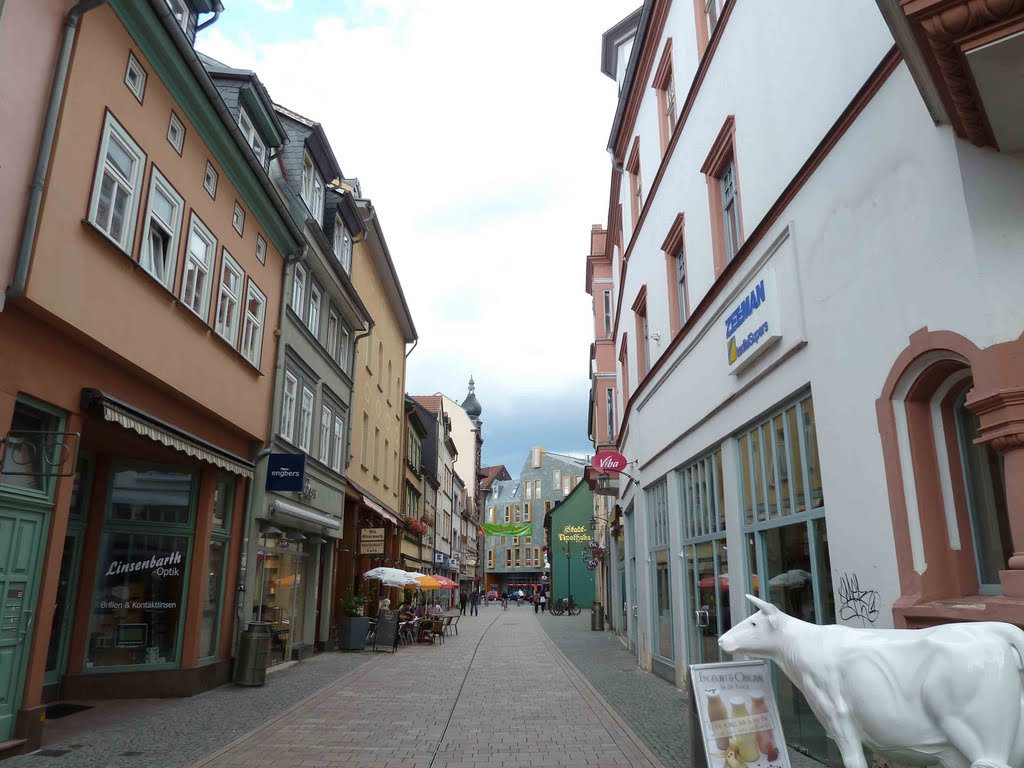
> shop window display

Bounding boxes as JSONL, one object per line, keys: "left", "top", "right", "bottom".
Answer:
{"left": 254, "top": 534, "right": 309, "bottom": 664}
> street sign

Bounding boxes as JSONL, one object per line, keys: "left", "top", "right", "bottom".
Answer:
{"left": 592, "top": 451, "right": 627, "bottom": 473}
{"left": 360, "top": 527, "right": 385, "bottom": 555}
{"left": 266, "top": 453, "right": 305, "bottom": 492}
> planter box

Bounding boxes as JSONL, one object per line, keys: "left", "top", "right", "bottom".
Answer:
{"left": 337, "top": 616, "right": 370, "bottom": 651}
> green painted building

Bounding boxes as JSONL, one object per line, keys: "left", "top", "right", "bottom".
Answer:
{"left": 548, "top": 481, "right": 597, "bottom": 608}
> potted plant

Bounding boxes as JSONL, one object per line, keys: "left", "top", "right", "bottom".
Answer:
{"left": 337, "top": 588, "right": 372, "bottom": 651}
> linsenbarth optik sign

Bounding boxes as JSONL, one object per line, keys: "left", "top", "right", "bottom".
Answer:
{"left": 724, "top": 267, "right": 781, "bottom": 374}
{"left": 106, "top": 550, "right": 182, "bottom": 577}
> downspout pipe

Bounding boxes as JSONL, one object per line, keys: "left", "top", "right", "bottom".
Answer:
{"left": 7, "top": 0, "right": 106, "bottom": 304}
{"left": 405, "top": 338, "right": 418, "bottom": 359}
{"left": 195, "top": 9, "right": 221, "bottom": 32}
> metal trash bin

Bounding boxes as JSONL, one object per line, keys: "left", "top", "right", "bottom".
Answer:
{"left": 234, "top": 621, "right": 271, "bottom": 686}
{"left": 591, "top": 602, "right": 605, "bottom": 631}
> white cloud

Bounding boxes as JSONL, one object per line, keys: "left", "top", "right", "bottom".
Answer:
{"left": 199, "top": 1, "right": 637, "bottom": 452}
{"left": 257, "top": 0, "right": 294, "bottom": 11}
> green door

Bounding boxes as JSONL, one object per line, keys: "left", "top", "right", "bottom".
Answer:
{"left": 0, "top": 508, "right": 45, "bottom": 741}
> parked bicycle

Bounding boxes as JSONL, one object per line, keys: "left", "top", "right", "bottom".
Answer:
{"left": 549, "top": 595, "right": 581, "bottom": 616}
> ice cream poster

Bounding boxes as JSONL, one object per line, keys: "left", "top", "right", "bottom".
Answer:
{"left": 690, "top": 661, "right": 791, "bottom": 768}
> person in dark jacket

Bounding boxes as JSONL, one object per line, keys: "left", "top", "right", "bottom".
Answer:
{"left": 459, "top": 591, "right": 468, "bottom": 615}
{"left": 470, "top": 589, "right": 480, "bottom": 616}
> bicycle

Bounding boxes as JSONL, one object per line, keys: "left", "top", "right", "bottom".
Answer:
{"left": 550, "top": 595, "right": 581, "bottom": 616}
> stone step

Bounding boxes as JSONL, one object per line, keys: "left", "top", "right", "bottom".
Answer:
{"left": 0, "top": 738, "right": 28, "bottom": 760}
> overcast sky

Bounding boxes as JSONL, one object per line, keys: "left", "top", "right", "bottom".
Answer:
{"left": 198, "top": 0, "right": 637, "bottom": 473}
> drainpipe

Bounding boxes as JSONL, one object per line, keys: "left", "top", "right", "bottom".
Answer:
{"left": 6, "top": 0, "right": 106, "bottom": 305}
{"left": 195, "top": 9, "right": 221, "bottom": 32}
{"left": 405, "top": 338, "right": 418, "bottom": 359}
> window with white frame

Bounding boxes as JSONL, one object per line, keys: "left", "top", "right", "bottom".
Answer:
{"left": 181, "top": 214, "right": 215, "bottom": 319}
{"left": 319, "top": 404, "right": 331, "bottom": 464}
{"left": 553, "top": 469, "right": 561, "bottom": 491}
{"left": 705, "top": 0, "right": 725, "bottom": 37}
{"left": 139, "top": 169, "right": 184, "bottom": 290}
{"left": 280, "top": 372, "right": 298, "bottom": 443}
{"left": 720, "top": 159, "right": 741, "bottom": 263}
{"left": 232, "top": 202, "right": 245, "bottom": 235}
{"left": 165, "top": 0, "right": 189, "bottom": 31}
{"left": 326, "top": 310, "right": 338, "bottom": 357}
{"left": 239, "top": 281, "right": 266, "bottom": 366}
{"left": 333, "top": 215, "right": 352, "bottom": 273}
{"left": 214, "top": 251, "right": 243, "bottom": 345}
{"left": 124, "top": 52, "right": 146, "bottom": 103}
{"left": 167, "top": 112, "right": 184, "bottom": 154}
{"left": 89, "top": 113, "right": 146, "bottom": 252}
{"left": 308, "top": 283, "right": 322, "bottom": 337}
{"left": 237, "top": 107, "right": 266, "bottom": 168}
{"left": 606, "top": 387, "right": 616, "bottom": 441}
{"left": 298, "top": 386, "right": 314, "bottom": 452}
{"left": 255, "top": 234, "right": 266, "bottom": 265}
{"left": 203, "top": 162, "right": 218, "bottom": 199}
{"left": 291, "top": 264, "right": 306, "bottom": 316}
{"left": 301, "top": 153, "right": 324, "bottom": 223}
{"left": 331, "top": 414, "right": 344, "bottom": 473}
{"left": 603, "top": 290, "right": 612, "bottom": 336}
{"left": 339, "top": 326, "right": 351, "bottom": 372}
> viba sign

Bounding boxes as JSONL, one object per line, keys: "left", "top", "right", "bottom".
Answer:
{"left": 724, "top": 267, "right": 781, "bottom": 375}
{"left": 592, "top": 451, "right": 627, "bottom": 473}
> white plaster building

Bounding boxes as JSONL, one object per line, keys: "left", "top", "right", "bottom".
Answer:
{"left": 590, "top": 1, "right": 1024, "bottom": 762}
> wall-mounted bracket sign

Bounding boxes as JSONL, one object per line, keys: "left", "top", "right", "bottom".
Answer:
{"left": 592, "top": 451, "right": 627, "bottom": 473}
{"left": 689, "top": 660, "right": 790, "bottom": 768}
{"left": 265, "top": 453, "right": 306, "bottom": 492}
{"left": 723, "top": 267, "right": 781, "bottom": 375}
{"left": 360, "top": 527, "right": 385, "bottom": 555}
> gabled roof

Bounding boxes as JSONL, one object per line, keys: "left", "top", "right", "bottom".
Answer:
{"left": 198, "top": 52, "right": 287, "bottom": 148}
{"left": 411, "top": 395, "right": 442, "bottom": 414}
{"left": 273, "top": 103, "right": 344, "bottom": 185}
{"left": 479, "top": 465, "right": 511, "bottom": 490}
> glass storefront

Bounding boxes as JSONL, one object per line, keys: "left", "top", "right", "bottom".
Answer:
{"left": 85, "top": 466, "right": 195, "bottom": 670}
{"left": 200, "top": 475, "right": 233, "bottom": 660}
{"left": 646, "top": 480, "right": 673, "bottom": 664}
{"left": 254, "top": 533, "right": 310, "bottom": 665}
{"left": 741, "top": 394, "right": 834, "bottom": 763}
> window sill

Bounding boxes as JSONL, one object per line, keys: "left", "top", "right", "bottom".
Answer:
{"left": 894, "top": 593, "right": 1024, "bottom": 628}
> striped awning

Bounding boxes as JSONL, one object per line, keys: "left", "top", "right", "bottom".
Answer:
{"left": 83, "top": 389, "right": 254, "bottom": 478}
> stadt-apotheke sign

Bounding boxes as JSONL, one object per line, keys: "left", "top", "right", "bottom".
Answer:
{"left": 592, "top": 451, "right": 627, "bottom": 473}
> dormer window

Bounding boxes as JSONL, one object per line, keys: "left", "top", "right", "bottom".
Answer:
{"left": 237, "top": 108, "right": 266, "bottom": 168}
{"left": 164, "top": 0, "right": 189, "bottom": 33}
{"left": 333, "top": 214, "right": 352, "bottom": 274}
{"left": 301, "top": 152, "right": 324, "bottom": 224}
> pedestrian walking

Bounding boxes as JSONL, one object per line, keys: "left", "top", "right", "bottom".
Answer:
{"left": 533, "top": 593, "right": 540, "bottom": 614}
{"left": 470, "top": 589, "right": 480, "bottom": 616}
{"left": 459, "top": 590, "right": 468, "bottom": 615}
{"left": 540, "top": 592, "right": 547, "bottom": 613}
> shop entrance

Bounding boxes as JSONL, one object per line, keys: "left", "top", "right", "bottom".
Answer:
{"left": 254, "top": 534, "right": 309, "bottom": 665}
{"left": 0, "top": 506, "right": 46, "bottom": 742}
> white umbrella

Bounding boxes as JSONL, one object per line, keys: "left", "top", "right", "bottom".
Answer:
{"left": 363, "top": 567, "right": 415, "bottom": 588}
{"left": 768, "top": 569, "right": 812, "bottom": 588}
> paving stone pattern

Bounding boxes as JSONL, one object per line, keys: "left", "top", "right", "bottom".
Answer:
{"left": 7, "top": 651, "right": 373, "bottom": 768}
{"left": 537, "top": 611, "right": 820, "bottom": 768}
{"left": 194, "top": 608, "right": 662, "bottom": 768}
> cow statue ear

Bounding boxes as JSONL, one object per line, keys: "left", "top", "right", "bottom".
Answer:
{"left": 746, "top": 594, "right": 778, "bottom": 615}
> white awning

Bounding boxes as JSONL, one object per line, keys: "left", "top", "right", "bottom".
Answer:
{"left": 270, "top": 498, "right": 342, "bottom": 530}
{"left": 84, "top": 390, "right": 254, "bottom": 478}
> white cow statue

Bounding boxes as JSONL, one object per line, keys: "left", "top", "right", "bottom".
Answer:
{"left": 718, "top": 595, "right": 1024, "bottom": 768}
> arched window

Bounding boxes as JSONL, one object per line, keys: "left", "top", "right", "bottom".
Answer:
{"left": 954, "top": 390, "right": 1011, "bottom": 591}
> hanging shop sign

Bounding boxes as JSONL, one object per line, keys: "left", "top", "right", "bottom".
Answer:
{"left": 723, "top": 267, "right": 781, "bottom": 375}
{"left": 265, "top": 453, "right": 306, "bottom": 492}
{"left": 592, "top": 451, "right": 628, "bottom": 473}
{"left": 690, "top": 660, "right": 791, "bottom": 768}
{"left": 360, "top": 527, "right": 385, "bottom": 555}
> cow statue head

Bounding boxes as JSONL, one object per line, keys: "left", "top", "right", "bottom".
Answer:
{"left": 719, "top": 594, "right": 786, "bottom": 658}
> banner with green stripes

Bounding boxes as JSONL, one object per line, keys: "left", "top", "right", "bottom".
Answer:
{"left": 479, "top": 522, "right": 532, "bottom": 537}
